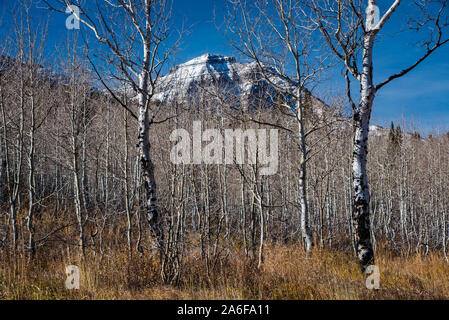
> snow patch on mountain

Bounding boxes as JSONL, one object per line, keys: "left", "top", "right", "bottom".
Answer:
{"left": 153, "top": 53, "right": 292, "bottom": 105}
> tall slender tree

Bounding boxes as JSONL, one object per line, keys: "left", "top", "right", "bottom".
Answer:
{"left": 44, "top": 0, "right": 182, "bottom": 258}
{"left": 225, "top": 0, "right": 337, "bottom": 252}
{"left": 310, "top": 0, "right": 449, "bottom": 270}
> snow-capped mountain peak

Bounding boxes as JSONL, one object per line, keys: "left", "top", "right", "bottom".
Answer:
{"left": 153, "top": 53, "right": 284, "bottom": 104}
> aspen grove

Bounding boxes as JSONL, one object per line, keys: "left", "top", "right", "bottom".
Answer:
{"left": 0, "top": 0, "right": 448, "bottom": 298}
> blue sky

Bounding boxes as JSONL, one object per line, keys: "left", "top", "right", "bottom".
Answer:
{"left": 0, "top": 0, "right": 448, "bottom": 135}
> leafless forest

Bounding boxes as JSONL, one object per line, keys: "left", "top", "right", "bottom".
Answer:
{"left": 0, "top": 0, "right": 449, "bottom": 299}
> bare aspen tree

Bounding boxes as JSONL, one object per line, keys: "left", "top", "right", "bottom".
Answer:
{"left": 44, "top": 0, "right": 182, "bottom": 258}
{"left": 309, "top": 0, "right": 449, "bottom": 270}
{"left": 0, "top": 47, "right": 9, "bottom": 248}
{"left": 65, "top": 40, "right": 87, "bottom": 256}
{"left": 123, "top": 97, "right": 133, "bottom": 256}
{"left": 225, "top": 0, "right": 336, "bottom": 252}
{"left": 0, "top": 109, "right": 3, "bottom": 210}
{"left": 1, "top": 0, "right": 449, "bottom": 296}
{"left": 0, "top": 45, "right": 5, "bottom": 214}
{"left": 22, "top": 2, "right": 49, "bottom": 259}
{"left": 80, "top": 83, "right": 90, "bottom": 217}
{"left": 6, "top": 11, "right": 28, "bottom": 251}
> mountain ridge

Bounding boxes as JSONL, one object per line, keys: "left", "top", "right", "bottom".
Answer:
{"left": 153, "top": 53, "right": 295, "bottom": 105}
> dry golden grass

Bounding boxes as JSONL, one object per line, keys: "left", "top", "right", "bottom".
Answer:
{"left": 1, "top": 243, "right": 448, "bottom": 300}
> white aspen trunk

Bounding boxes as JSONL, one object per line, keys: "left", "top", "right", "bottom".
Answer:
{"left": 0, "top": 130, "right": 3, "bottom": 206}
{"left": 439, "top": 143, "right": 448, "bottom": 262}
{"left": 137, "top": 0, "right": 164, "bottom": 255}
{"left": 257, "top": 190, "right": 264, "bottom": 269}
{"left": 99, "top": 105, "right": 111, "bottom": 259}
{"left": 138, "top": 91, "right": 164, "bottom": 253}
{"left": 443, "top": 204, "right": 448, "bottom": 262}
{"left": 81, "top": 90, "right": 89, "bottom": 215}
{"left": 27, "top": 73, "right": 36, "bottom": 259}
{"left": 70, "top": 78, "right": 85, "bottom": 257}
{"left": 123, "top": 108, "right": 132, "bottom": 256}
{"left": 10, "top": 58, "right": 25, "bottom": 251}
{"left": 72, "top": 127, "right": 85, "bottom": 256}
{"left": 1, "top": 87, "right": 12, "bottom": 249}
{"left": 297, "top": 89, "right": 313, "bottom": 252}
{"left": 135, "top": 155, "right": 143, "bottom": 255}
{"left": 352, "top": 30, "right": 376, "bottom": 270}
{"left": 0, "top": 78, "right": 5, "bottom": 211}
{"left": 240, "top": 174, "right": 249, "bottom": 256}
